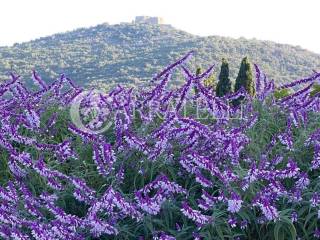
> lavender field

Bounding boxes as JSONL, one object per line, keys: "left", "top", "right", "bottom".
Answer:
{"left": 1, "top": 51, "right": 320, "bottom": 239}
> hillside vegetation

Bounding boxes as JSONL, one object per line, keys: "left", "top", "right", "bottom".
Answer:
{"left": 0, "top": 23, "right": 319, "bottom": 88}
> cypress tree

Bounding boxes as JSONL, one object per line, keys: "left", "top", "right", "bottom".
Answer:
{"left": 216, "top": 58, "right": 231, "bottom": 97}
{"left": 196, "top": 67, "right": 202, "bottom": 76}
{"left": 234, "top": 57, "right": 255, "bottom": 96}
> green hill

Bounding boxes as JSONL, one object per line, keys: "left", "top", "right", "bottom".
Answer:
{"left": 0, "top": 22, "right": 319, "bottom": 88}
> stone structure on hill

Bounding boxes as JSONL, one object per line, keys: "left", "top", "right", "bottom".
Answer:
{"left": 134, "top": 16, "right": 164, "bottom": 24}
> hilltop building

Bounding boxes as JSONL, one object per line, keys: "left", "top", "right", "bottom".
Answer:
{"left": 134, "top": 16, "right": 164, "bottom": 25}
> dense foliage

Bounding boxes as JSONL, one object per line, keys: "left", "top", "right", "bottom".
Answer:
{"left": 1, "top": 52, "right": 320, "bottom": 239}
{"left": 235, "top": 57, "right": 255, "bottom": 97}
{"left": 0, "top": 23, "right": 320, "bottom": 88}
{"left": 216, "top": 58, "right": 231, "bottom": 97}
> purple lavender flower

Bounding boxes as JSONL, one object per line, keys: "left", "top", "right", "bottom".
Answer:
{"left": 311, "top": 144, "right": 320, "bottom": 170}
{"left": 1, "top": 54, "right": 320, "bottom": 239}
{"left": 240, "top": 220, "right": 248, "bottom": 229}
{"left": 314, "top": 228, "right": 320, "bottom": 239}
{"left": 228, "top": 216, "right": 237, "bottom": 228}
{"left": 153, "top": 232, "right": 176, "bottom": 240}
{"left": 227, "top": 193, "right": 243, "bottom": 213}
{"left": 192, "top": 232, "right": 202, "bottom": 240}
{"left": 259, "top": 201, "right": 279, "bottom": 221}
{"left": 181, "top": 201, "right": 211, "bottom": 226}
{"left": 310, "top": 193, "right": 320, "bottom": 207}
{"left": 295, "top": 172, "right": 310, "bottom": 189}
{"left": 291, "top": 211, "right": 298, "bottom": 223}
{"left": 195, "top": 171, "right": 212, "bottom": 188}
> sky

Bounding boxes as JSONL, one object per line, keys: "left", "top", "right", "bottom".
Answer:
{"left": 0, "top": 0, "right": 319, "bottom": 53}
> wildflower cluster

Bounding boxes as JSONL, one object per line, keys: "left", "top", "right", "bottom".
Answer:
{"left": 1, "top": 51, "right": 320, "bottom": 239}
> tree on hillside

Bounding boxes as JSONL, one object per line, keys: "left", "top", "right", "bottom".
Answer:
{"left": 203, "top": 73, "right": 216, "bottom": 90}
{"left": 195, "top": 66, "right": 216, "bottom": 92}
{"left": 216, "top": 58, "right": 232, "bottom": 97}
{"left": 234, "top": 57, "right": 255, "bottom": 96}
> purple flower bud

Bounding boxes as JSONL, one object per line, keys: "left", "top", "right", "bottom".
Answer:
{"left": 240, "top": 220, "right": 248, "bottom": 229}
{"left": 228, "top": 216, "right": 237, "bottom": 228}
{"left": 291, "top": 211, "right": 298, "bottom": 223}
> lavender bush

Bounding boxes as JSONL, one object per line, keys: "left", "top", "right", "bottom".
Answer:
{"left": 1, "top": 52, "right": 320, "bottom": 239}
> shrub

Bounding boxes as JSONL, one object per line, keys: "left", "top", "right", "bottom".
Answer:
{"left": 1, "top": 53, "right": 320, "bottom": 239}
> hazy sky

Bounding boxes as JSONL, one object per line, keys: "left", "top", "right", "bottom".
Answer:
{"left": 0, "top": 0, "right": 319, "bottom": 53}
